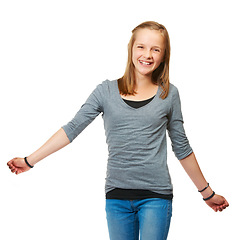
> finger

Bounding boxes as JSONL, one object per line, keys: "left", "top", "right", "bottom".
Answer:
{"left": 7, "top": 161, "right": 13, "bottom": 167}
{"left": 10, "top": 166, "right": 17, "bottom": 172}
{"left": 11, "top": 166, "right": 18, "bottom": 172}
{"left": 9, "top": 163, "right": 15, "bottom": 168}
{"left": 221, "top": 205, "right": 226, "bottom": 210}
{"left": 223, "top": 202, "right": 228, "bottom": 208}
{"left": 219, "top": 204, "right": 227, "bottom": 211}
{"left": 220, "top": 201, "right": 228, "bottom": 209}
{"left": 224, "top": 199, "right": 229, "bottom": 207}
{"left": 215, "top": 205, "right": 222, "bottom": 212}
{"left": 223, "top": 204, "right": 228, "bottom": 210}
{"left": 8, "top": 158, "right": 17, "bottom": 164}
{"left": 8, "top": 159, "right": 18, "bottom": 168}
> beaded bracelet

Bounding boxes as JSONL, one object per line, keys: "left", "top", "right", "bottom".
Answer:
{"left": 203, "top": 191, "right": 215, "bottom": 201}
{"left": 24, "top": 157, "right": 34, "bottom": 168}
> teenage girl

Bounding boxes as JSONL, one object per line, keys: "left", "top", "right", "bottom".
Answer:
{"left": 7, "top": 21, "right": 229, "bottom": 240}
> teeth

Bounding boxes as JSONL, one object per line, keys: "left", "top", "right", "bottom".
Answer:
{"left": 140, "top": 61, "right": 152, "bottom": 65}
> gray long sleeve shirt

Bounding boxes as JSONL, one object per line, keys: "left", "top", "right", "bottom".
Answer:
{"left": 62, "top": 79, "right": 193, "bottom": 195}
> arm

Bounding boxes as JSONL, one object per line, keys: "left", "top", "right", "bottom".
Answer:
{"left": 7, "top": 128, "right": 70, "bottom": 175}
{"left": 180, "top": 152, "right": 229, "bottom": 212}
{"left": 8, "top": 81, "right": 105, "bottom": 175}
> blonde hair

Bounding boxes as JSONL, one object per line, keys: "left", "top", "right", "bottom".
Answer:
{"left": 118, "top": 21, "right": 171, "bottom": 99}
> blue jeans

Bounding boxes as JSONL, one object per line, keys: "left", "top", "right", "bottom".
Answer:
{"left": 105, "top": 198, "right": 172, "bottom": 240}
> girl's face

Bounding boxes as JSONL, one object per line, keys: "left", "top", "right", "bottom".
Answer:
{"left": 132, "top": 28, "right": 165, "bottom": 80}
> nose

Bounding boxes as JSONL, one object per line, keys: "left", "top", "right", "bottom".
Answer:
{"left": 144, "top": 49, "right": 152, "bottom": 59}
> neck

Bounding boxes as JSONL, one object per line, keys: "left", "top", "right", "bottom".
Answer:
{"left": 134, "top": 73, "right": 153, "bottom": 90}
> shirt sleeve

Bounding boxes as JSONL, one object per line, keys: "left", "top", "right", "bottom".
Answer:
{"left": 62, "top": 82, "right": 105, "bottom": 142}
{"left": 167, "top": 86, "right": 193, "bottom": 160}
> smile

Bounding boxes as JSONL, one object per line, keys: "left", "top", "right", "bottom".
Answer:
{"left": 139, "top": 60, "right": 153, "bottom": 66}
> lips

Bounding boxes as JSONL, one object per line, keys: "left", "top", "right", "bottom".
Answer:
{"left": 139, "top": 60, "right": 153, "bottom": 66}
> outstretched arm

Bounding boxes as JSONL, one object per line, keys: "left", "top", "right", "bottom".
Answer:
{"left": 7, "top": 82, "right": 106, "bottom": 175}
{"left": 180, "top": 152, "right": 229, "bottom": 212}
{"left": 7, "top": 128, "right": 70, "bottom": 175}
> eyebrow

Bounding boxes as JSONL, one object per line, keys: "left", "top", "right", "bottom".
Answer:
{"left": 135, "top": 43, "right": 162, "bottom": 49}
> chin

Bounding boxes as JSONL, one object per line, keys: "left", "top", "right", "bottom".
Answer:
{"left": 137, "top": 68, "right": 156, "bottom": 77}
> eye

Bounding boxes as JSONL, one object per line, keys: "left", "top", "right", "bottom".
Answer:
{"left": 154, "top": 49, "right": 161, "bottom": 52}
{"left": 137, "top": 45, "right": 144, "bottom": 49}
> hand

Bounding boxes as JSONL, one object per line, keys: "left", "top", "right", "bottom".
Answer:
{"left": 7, "top": 157, "right": 32, "bottom": 175}
{"left": 205, "top": 193, "right": 229, "bottom": 212}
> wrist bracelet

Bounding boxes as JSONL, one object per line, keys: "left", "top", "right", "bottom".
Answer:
{"left": 198, "top": 183, "right": 209, "bottom": 192}
{"left": 203, "top": 191, "right": 215, "bottom": 201}
{"left": 24, "top": 157, "right": 34, "bottom": 168}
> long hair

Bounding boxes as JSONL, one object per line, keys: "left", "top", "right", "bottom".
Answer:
{"left": 118, "top": 21, "right": 171, "bottom": 99}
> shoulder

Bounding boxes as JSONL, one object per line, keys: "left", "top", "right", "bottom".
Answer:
{"left": 91, "top": 79, "right": 114, "bottom": 95}
{"left": 96, "top": 79, "right": 116, "bottom": 92}
{"left": 169, "top": 83, "right": 179, "bottom": 95}
{"left": 90, "top": 79, "right": 117, "bottom": 103}
{"left": 168, "top": 83, "right": 181, "bottom": 101}
{"left": 158, "top": 83, "right": 179, "bottom": 101}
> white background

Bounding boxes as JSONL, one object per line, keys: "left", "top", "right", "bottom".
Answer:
{"left": 1, "top": 0, "right": 247, "bottom": 239}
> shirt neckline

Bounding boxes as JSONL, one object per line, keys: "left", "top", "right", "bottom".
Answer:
{"left": 122, "top": 95, "right": 156, "bottom": 103}
{"left": 115, "top": 80, "right": 160, "bottom": 110}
